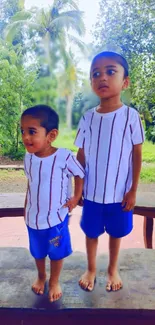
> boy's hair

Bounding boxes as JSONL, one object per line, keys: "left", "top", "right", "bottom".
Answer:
{"left": 21, "top": 105, "right": 59, "bottom": 133}
{"left": 91, "top": 51, "right": 129, "bottom": 77}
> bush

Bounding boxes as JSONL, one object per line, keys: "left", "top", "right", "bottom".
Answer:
{"left": 146, "top": 126, "right": 155, "bottom": 144}
{"left": 3, "top": 145, "right": 25, "bottom": 160}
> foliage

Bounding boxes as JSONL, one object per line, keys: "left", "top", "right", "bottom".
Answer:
{"left": 72, "top": 81, "right": 99, "bottom": 127}
{"left": 93, "top": 0, "right": 155, "bottom": 141}
{"left": 0, "top": 0, "right": 155, "bottom": 159}
{"left": 0, "top": 0, "right": 86, "bottom": 157}
{"left": 54, "top": 127, "right": 77, "bottom": 152}
{"left": 0, "top": 0, "right": 24, "bottom": 36}
{"left": 4, "top": 0, "right": 86, "bottom": 130}
{"left": 0, "top": 43, "right": 37, "bottom": 155}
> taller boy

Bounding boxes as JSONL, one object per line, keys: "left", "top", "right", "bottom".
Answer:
{"left": 75, "top": 51, "right": 144, "bottom": 292}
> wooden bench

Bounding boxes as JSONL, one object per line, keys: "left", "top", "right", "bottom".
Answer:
{"left": 135, "top": 192, "right": 155, "bottom": 248}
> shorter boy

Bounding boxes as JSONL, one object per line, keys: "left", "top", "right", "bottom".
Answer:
{"left": 21, "top": 105, "right": 84, "bottom": 302}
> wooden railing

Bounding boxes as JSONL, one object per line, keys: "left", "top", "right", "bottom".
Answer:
{"left": 0, "top": 204, "right": 154, "bottom": 249}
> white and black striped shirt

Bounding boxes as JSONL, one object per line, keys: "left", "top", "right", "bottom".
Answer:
{"left": 24, "top": 148, "right": 84, "bottom": 230}
{"left": 75, "top": 105, "right": 144, "bottom": 204}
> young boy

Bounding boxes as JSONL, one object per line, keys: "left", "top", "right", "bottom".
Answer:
{"left": 75, "top": 51, "right": 144, "bottom": 292}
{"left": 21, "top": 105, "right": 84, "bottom": 302}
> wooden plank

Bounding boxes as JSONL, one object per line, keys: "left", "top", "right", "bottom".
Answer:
{"left": 0, "top": 207, "right": 24, "bottom": 217}
{"left": 0, "top": 206, "right": 155, "bottom": 218}
{"left": 134, "top": 206, "right": 155, "bottom": 218}
{"left": 0, "top": 206, "right": 154, "bottom": 217}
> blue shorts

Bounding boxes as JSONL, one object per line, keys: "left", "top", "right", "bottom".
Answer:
{"left": 27, "top": 215, "right": 72, "bottom": 260}
{"left": 81, "top": 199, "right": 133, "bottom": 238}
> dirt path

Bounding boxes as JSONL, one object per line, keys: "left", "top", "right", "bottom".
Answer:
{"left": 0, "top": 170, "right": 27, "bottom": 192}
{"left": 0, "top": 173, "right": 155, "bottom": 193}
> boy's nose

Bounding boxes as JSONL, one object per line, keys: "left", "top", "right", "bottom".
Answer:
{"left": 100, "top": 72, "right": 108, "bottom": 81}
{"left": 23, "top": 133, "right": 29, "bottom": 141}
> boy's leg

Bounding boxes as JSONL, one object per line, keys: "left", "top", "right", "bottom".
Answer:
{"left": 79, "top": 236, "right": 98, "bottom": 291}
{"left": 48, "top": 214, "right": 72, "bottom": 302}
{"left": 105, "top": 203, "right": 133, "bottom": 291}
{"left": 79, "top": 200, "right": 104, "bottom": 291}
{"left": 26, "top": 226, "right": 48, "bottom": 295}
{"left": 106, "top": 236, "right": 122, "bottom": 291}
{"left": 32, "top": 258, "right": 46, "bottom": 295}
{"left": 49, "top": 259, "right": 63, "bottom": 302}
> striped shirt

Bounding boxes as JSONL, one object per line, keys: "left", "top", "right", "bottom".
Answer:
{"left": 24, "top": 148, "right": 84, "bottom": 230}
{"left": 74, "top": 105, "right": 144, "bottom": 204}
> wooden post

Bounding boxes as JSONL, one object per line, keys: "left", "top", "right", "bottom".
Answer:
{"left": 143, "top": 217, "right": 154, "bottom": 249}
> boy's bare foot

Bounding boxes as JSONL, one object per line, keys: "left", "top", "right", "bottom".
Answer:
{"left": 49, "top": 282, "right": 62, "bottom": 302}
{"left": 79, "top": 271, "right": 96, "bottom": 291}
{"left": 32, "top": 275, "right": 46, "bottom": 295}
{"left": 106, "top": 269, "right": 123, "bottom": 292}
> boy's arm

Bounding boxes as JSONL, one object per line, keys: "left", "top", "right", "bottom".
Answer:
{"left": 24, "top": 181, "right": 29, "bottom": 218}
{"left": 63, "top": 149, "right": 85, "bottom": 212}
{"left": 64, "top": 176, "right": 84, "bottom": 212}
{"left": 77, "top": 148, "right": 85, "bottom": 168}
{"left": 131, "top": 143, "right": 142, "bottom": 192}
{"left": 76, "top": 148, "right": 85, "bottom": 206}
{"left": 122, "top": 143, "right": 142, "bottom": 211}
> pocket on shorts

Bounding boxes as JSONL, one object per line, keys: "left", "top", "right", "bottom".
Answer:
{"left": 48, "top": 215, "right": 69, "bottom": 248}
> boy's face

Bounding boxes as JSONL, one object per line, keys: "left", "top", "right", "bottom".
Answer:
{"left": 21, "top": 116, "right": 57, "bottom": 155}
{"left": 90, "top": 57, "right": 129, "bottom": 100}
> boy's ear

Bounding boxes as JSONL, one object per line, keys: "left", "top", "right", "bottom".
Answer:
{"left": 47, "top": 129, "right": 59, "bottom": 143}
{"left": 122, "top": 76, "right": 130, "bottom": 90}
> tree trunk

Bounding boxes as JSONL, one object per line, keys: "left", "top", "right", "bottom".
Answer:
{"left": 16, "top": 122, "right": 19, "bottom": 153}
{"left": 66, "top": 95, "right": 73, "bottom": 130}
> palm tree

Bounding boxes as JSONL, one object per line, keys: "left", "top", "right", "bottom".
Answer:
{"left": 5, "top": 0, "right": 86, "bottom": 69}
{"left": 58, "top": 50, "right": 83, "bottom": 129}
{"left": 5, "top": 0, "right": 86, "bottom": 128}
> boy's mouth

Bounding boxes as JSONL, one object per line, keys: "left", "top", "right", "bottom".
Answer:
{"left": 25, "top": 143, "right": 33, "bottom": 147}
{"left": 98, "top": 84, "right": 109, "bottom": 89}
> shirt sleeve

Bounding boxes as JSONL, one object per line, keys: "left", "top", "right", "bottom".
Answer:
{"left": 66, "top": 152, "right": 84, "bottom": 178}
{"left": 74, "top": 116, "right": 85, "bottom": 148}
{"left": 130, "top": 112, "right": 145, "bottom": 145}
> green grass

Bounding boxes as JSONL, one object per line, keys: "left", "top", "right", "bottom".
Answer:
{"left": 142, "top": 141, "right": 155, "bottom": 163}
{"left": 0, "top": 130, "right": 155, "bottom": 184}
{"left": 0, "top": 169, "right": 25, "bottom": 180}
{"left": 140, "top": 165, "right": 155, "bottom": 183}
{"left": 54, "top": 128, "right": 77, "bottom": 152}
{"left": 0, "top": 164, "right": 154, "bottom": 184}
{"left": 56, "top": 131, "right": 155, "bottom": 163}
{"left": 54, "top": 130, "right": 155, "bottom": 183}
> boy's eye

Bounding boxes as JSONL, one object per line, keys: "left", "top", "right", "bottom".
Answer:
{"left": 92, "top": 71, "right": 100, "bottom": 78}
{"left": 29, "top": 130, "right": 36, "bottom": 135}
{"left": 21, "top": 129, "right": 24, "bottom": 135}
{"left": 107, "top": 69, "right": 116, "bottom": 76}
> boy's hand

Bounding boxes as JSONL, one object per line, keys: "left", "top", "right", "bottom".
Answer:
{"left": 63, "top": 196, "right": 80, "bottom": 212}
{"left": 122, "top": 190, "right": 136, "bottom": 211}
{"left": 78, "top": 197, "right": 84, "bottom": 207}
